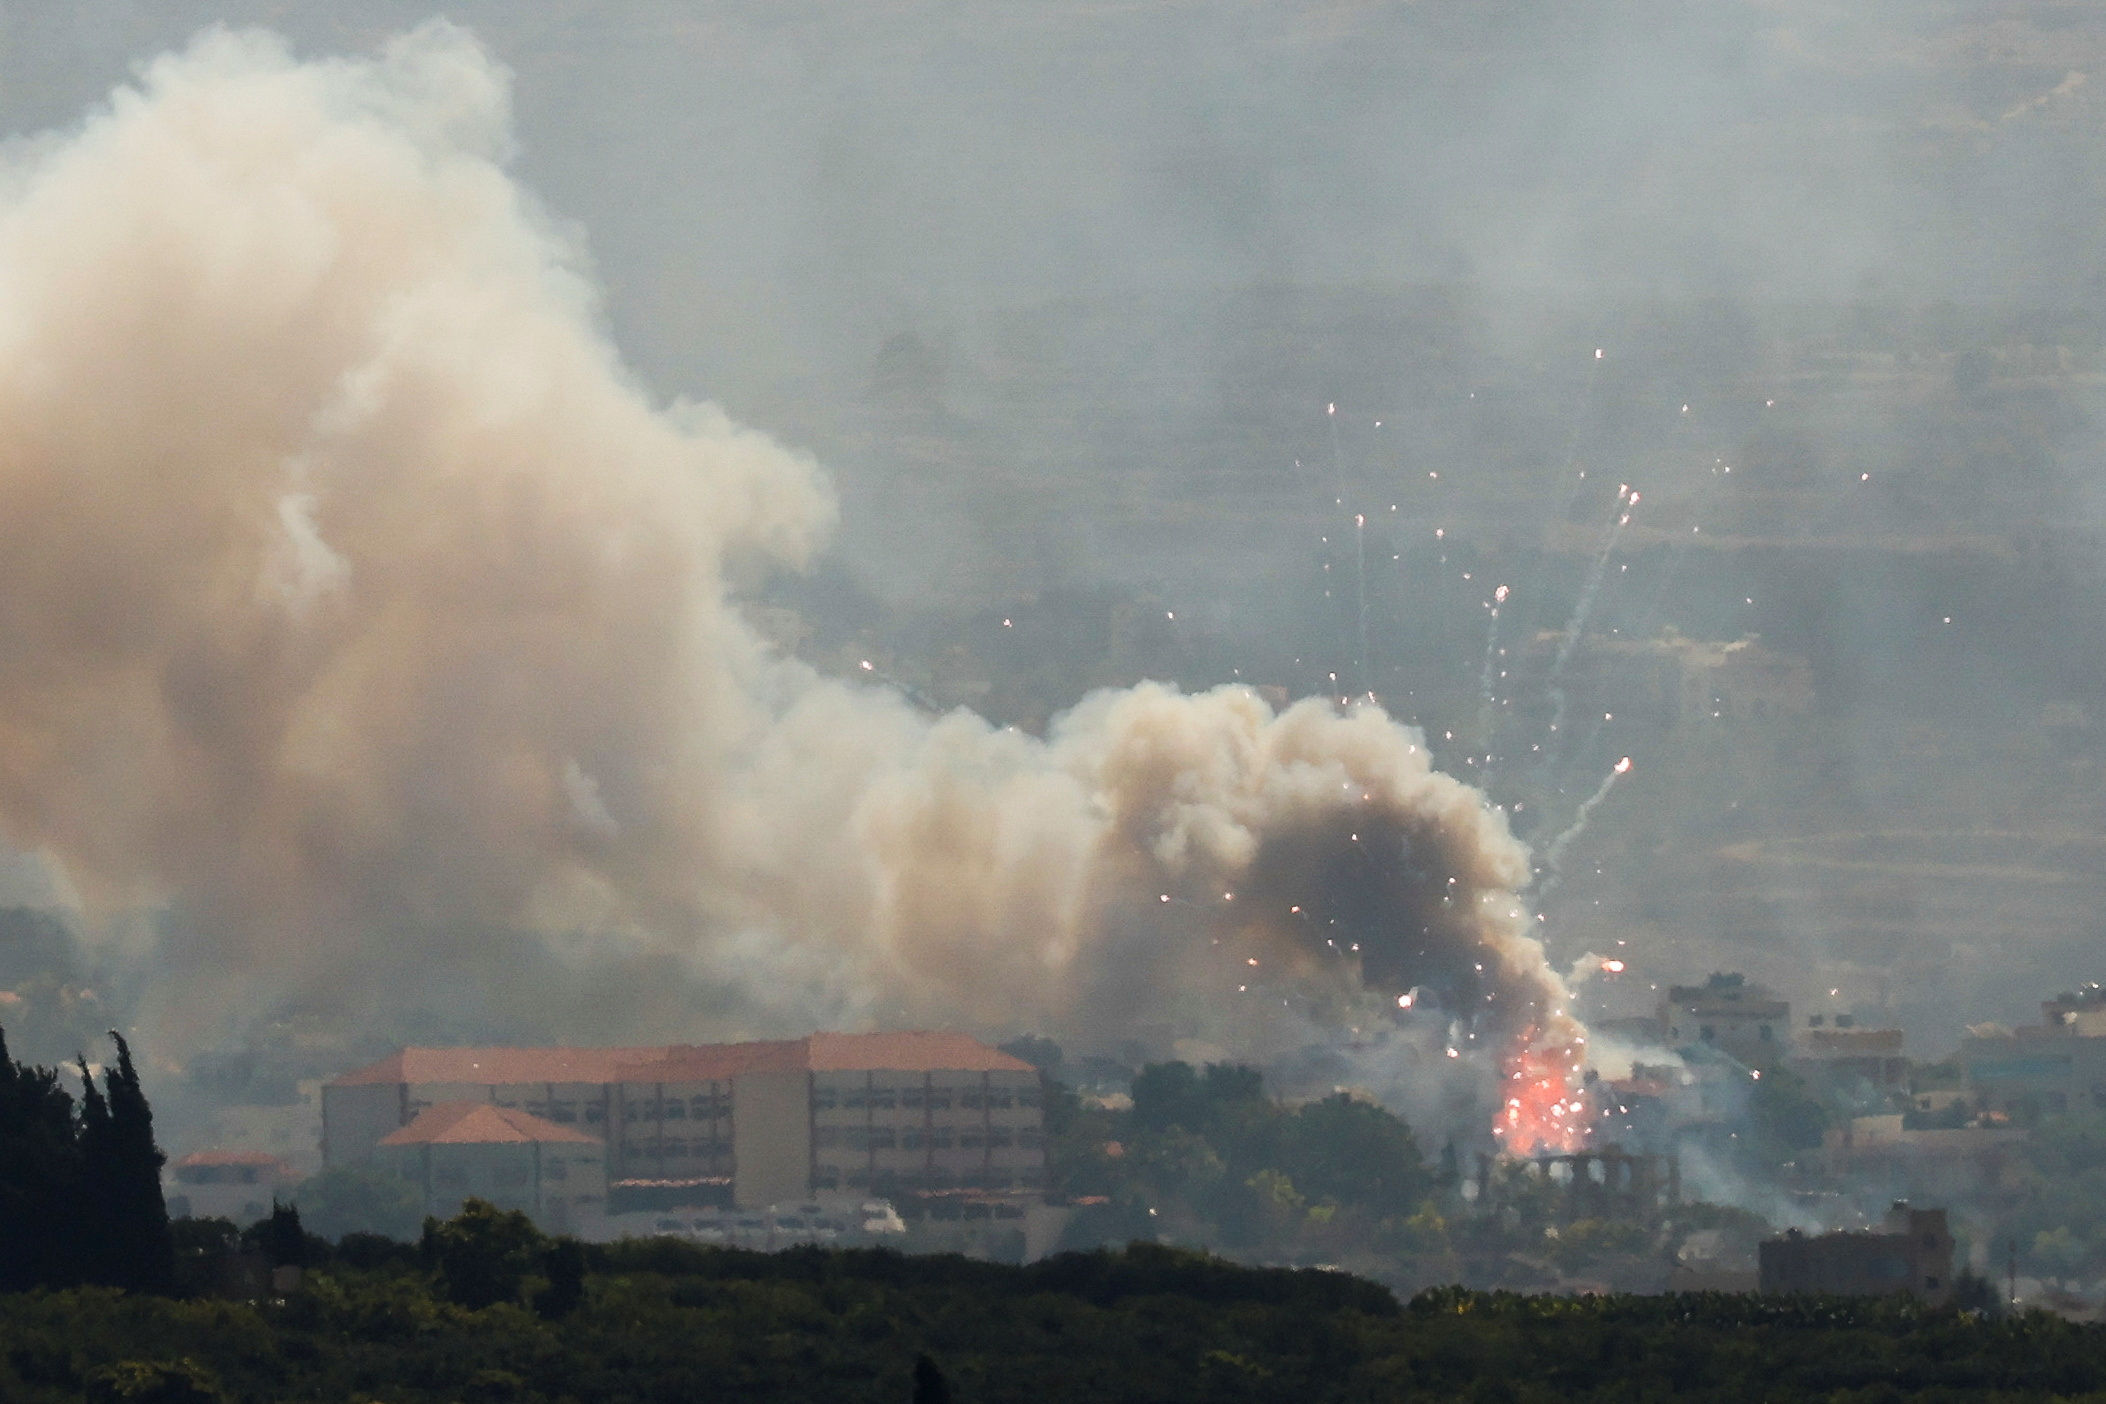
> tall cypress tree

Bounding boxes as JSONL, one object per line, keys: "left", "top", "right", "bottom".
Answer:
{"left": 0, "top": 1029, "right": 85, "bottom": 1289}
{"left": 75, "top": 1052, "right": 115, "bottom": 1286}
{"left": 99, "top": 1033, "right": 173, "bottom": 1294}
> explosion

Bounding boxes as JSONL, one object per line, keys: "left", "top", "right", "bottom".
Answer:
{"left": 1498, "top": 1031, "right": 1593, "bottom": 1155}
{"left": 0, "top": 19, "right": 1596, "bottom": 1139}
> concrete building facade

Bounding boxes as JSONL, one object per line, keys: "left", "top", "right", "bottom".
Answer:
{"left": 1660, "top": 974, "right": 1790, "bottom": 1070}
{"left": 164, "top": 1150, "right": 295, "bottom": 1225}
{"left": 324, "top": 1032, "right": 1043, "bottom": 1215}
{"left": 378, "top": 1103, "right": 605, "bottom": 1233}
{"left": 1958, "top": 988, "right": 2106, "bottom": 1119}
{"left": 1759, "top": 1204, "right": 1955, "bottom": 1304}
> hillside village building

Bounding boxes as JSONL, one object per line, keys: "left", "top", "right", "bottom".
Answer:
{"left": 164, "top": 1150, "right": 296, "bottom": 1225}
{"left": 1660, "top": 974, "right": 1791, "bottom": 1070}
{"left": 377, "top": 1102, "right": 606, "bottom": 1232}
{"left": 1759, "top": 1204, "right": 1955, "bottom": 1304}
{"left": 1958, "top": 987, "right": 2106, "bottom": 1119}
{"left": 324, "top": 1032, "right": 1045, "bottom": 1218}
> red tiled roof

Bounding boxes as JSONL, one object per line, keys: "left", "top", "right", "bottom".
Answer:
{"left": 173, "top": 1150, "right": 289, "bottom": 1169}
{"left": 379, "top": 1102, "right": 601, "bottom": 1148}
{"left": 806, "top": 1031, "right": 1034, "bottom": 1074}
{"left": 613, "top": 1039, "right": 808, "bottom": 1082}
{"left": 333, "top": 1047, "right": 638, "bottom": 1086}
{"left": 333, "top": 1032, "right": 1032, "bottom": 1088}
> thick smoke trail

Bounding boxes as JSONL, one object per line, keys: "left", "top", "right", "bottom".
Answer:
{"left": 0, "top": 23, "right": 1588, "bottom": 1144}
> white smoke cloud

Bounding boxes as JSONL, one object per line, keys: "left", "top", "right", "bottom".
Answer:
{"left": 0, "top": 21, "right": 1581, "bottom": 1100}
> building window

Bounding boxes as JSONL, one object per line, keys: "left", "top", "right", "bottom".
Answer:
{"left": 663, "top": 1102, "right": 685, "bottom": 1120}
{"left": 584, "top": 1104, "right": 605, "bottom": 1124}
{"left": 901, "top": 1089, "right": 925, "bottom": 1108}
{"left": 545, "top": 1160, "right": 567, "bottom": 1181}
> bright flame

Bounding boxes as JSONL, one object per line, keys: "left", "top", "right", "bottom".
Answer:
{"left": 1612, "top": 756, "right": 1632, "bottom": 775}
{"left": 1496, "top": 1031, "right": 1592, "bottom": 1155}
{"left": 1602, "top": 959, "right": 1625, "bottom": 974}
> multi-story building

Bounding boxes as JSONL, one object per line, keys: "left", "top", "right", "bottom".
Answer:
{"left": 323, "top": 1032, "right": 1044, "bottom": 1214}
{"left": 1759, "top": 1204, "right": 1955, "bottom": 1304}
{"left": 1794, "top": 1015, "right": 1911, "bottom": 1096}
{"left": 1958, "top": 986, "right": 2106, "bottom": 1119}
{"left": 164, "top": 1150, "right": 296, "bottom": 1225}
{"left": 376, "top": 1102, "right": 605, "bottom": 1233}
{"left": 1659, "top": 974, "right": 1790, "bottom": 1070}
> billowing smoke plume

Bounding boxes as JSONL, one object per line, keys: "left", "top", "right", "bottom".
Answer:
{"left": 0, "top": 24, "right": 1584, "bottom": 1139}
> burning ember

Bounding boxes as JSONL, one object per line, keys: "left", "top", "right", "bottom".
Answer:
{"left": 1496, "top": 1031, "right": 1592, "bottom": 1155}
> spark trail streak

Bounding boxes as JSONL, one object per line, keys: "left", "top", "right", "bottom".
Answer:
{"left": 1535, "top": 757, "right": 1631, "bottom": 905}
{"left": 1476, "top": 584, "right": 1509, "bottom": 757}
{"left": 1354, "top": 513, "right": 1370, "bottom": 695}
{"left": 1543, "top": 488, "right": 1638, "bottom": 771}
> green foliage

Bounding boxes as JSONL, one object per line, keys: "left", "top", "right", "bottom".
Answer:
{"left": 536, "top": 1237, "right": 587, "bottom": 1320}
{"left": 912, "top": 1353, "right": 952, "bottom": 1404}
{"left": 83, "top": 1358, "right": 223, "bottom": 1404}
{"left": 0, "top": 1028, "right": 172, "bottom": 1294}
{"left": 1269, "top": 1093, "right": 1431, "bottom": 1217}
{"left": 1130, "top": 1060, "right": 1265, "bottom": 1135}
{"left": 1079, "top": 1063, "right": 1433, "bottom": 1262}
{"left": 254, "top": 1202, "right": 306, "bottom": 1269}
{"left": 100, "top": 1034, "right": 175, "bottom": 1295}
{"left": 1745, "top": 1067, "right": 1831, "bottom": 1162}
{"left": 291, "top": 1164, "right": 425, "bottom": 1243}
{"left": 0, "top": 1236, "right": 2102, "bottom": 1402}
{"left": 423, "top": 1198, "right": 546, "bottom": 1309}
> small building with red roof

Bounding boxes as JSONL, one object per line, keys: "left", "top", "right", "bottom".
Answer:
{"left": 376, "top": 1103, "right": 605, "bottom": 1231}
{"left": 325, "top": 1032, "right": 1044, "bottom": 1217}
{"left": 165, "top": 1150, "right": 295, "bottom": 1225}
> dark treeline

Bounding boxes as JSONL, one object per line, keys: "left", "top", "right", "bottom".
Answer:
{"left": 0, "top": 1029, "right": 172, "bottom": 1294}
{"left": 10, "top": 1206, "right": 2106, "bottom": 1403}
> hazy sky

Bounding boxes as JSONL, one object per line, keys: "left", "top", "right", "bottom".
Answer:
{"left": 5, "top": 2, "right": 2105, "bottom": 412}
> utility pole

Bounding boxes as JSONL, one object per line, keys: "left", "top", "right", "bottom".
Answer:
{"left": 2008, "top": 1237, "right": 2018, "bottom": 1309}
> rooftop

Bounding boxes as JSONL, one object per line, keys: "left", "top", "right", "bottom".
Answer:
{"left": 379, "top": 1102, "right": 601, "bottom": 1148}
{"left": 334, "top": 1032, "right": 1035, "bottom": 1089}
{"left": 172, "top": 1149, "right": 289, "bottom": 1169}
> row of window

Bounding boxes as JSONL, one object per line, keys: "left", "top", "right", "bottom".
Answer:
{"left": 814, "top": 1126, "right": 1045, "bottom": 1151}
{"left": 493, "top": 1101, "right": 602, "bottom": 1125}
{"left": 812, "top": 1168, "right": 1044, "bottom": 1191}
{"left": 621, "top": 1141, "right": 733, "bottom": 1161}
{"left": 811, "top": 1088, "right": 1041, "bottom": 1112}
{"left": 624, "top": 1096, "right": 731, "bottom": 1121}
